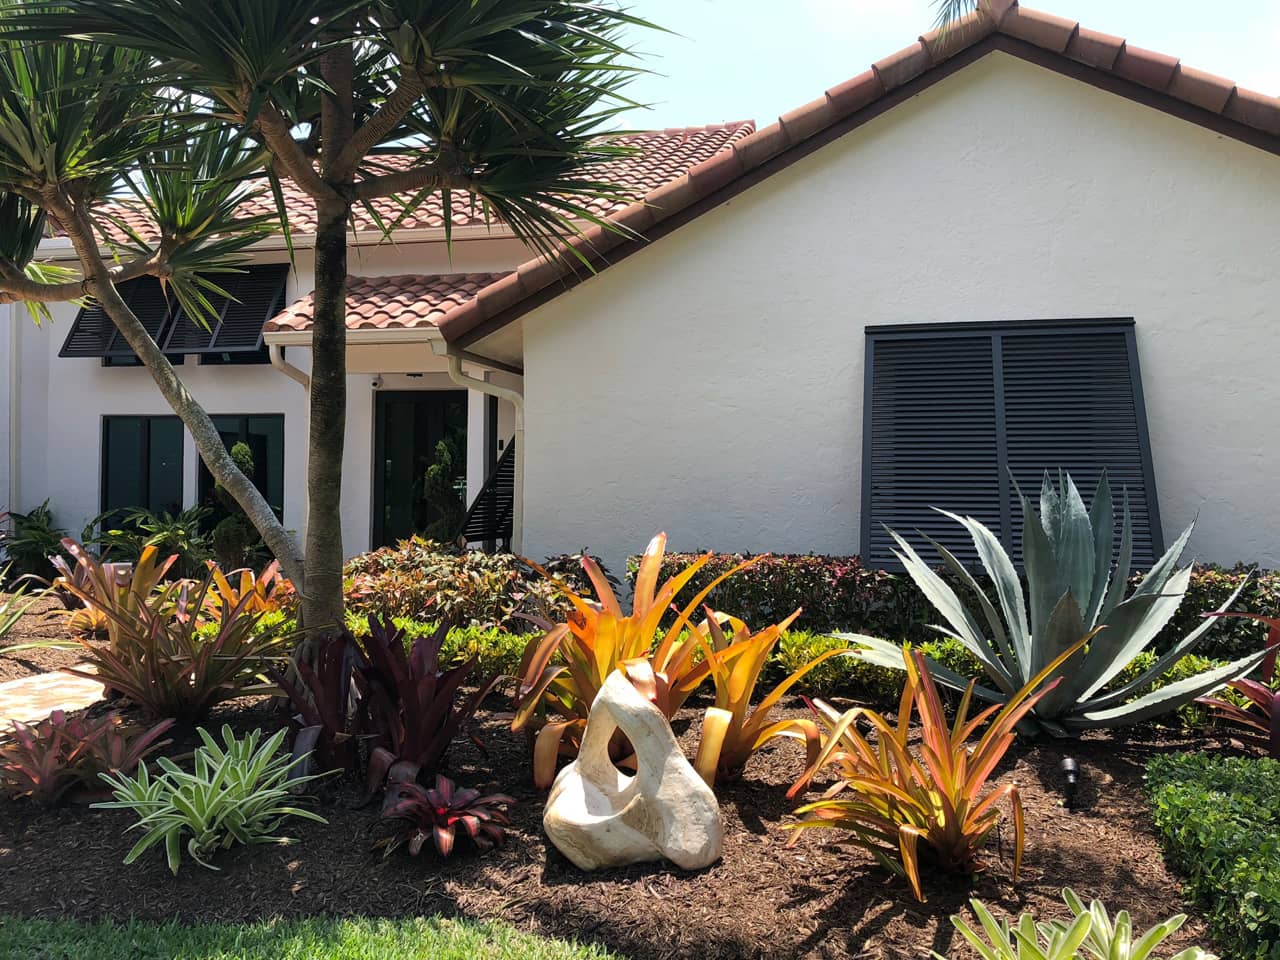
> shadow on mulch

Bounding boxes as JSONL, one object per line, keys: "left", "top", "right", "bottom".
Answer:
{"left": 0, "top": 680, "right": 1218, "bottom": 960}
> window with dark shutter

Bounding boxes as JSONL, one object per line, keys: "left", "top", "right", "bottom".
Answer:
{"left": 861, "top": 319, "right": 1162, "bottom": 569}
{"left": 60, "top": 264, "right": 289, "bottom": 364}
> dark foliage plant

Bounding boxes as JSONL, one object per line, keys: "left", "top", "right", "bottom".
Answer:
{"left": 0, "top": 500, "right": 66, "bottom": 582}
{"left": 1147, "top": 752, "right": 1280, "bottom": 960}
{"left": 377, "top": 774, "right": 513, "bottom": 858}
{"left": 273, "top": 614, "right": 500, "bottom": 800}
{"left": 0, "top": 709, "right": 173, "bottom": 805}
{"left": 357, "top": 616, "right": 501, "bottom": 801}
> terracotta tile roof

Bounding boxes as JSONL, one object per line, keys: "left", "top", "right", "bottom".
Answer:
{"left": 436, "top": 0, "right": 1280, "bottom": 353}
{"left": 264, "top": 273, "right": 507, "bottom": 333}
{"left": 90, "top": 123, "right": 756, "bottom": 246}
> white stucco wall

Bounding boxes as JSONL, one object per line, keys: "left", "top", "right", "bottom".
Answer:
{"left": 7, "top": 234, "right": 526, "bottom": 557}
{"left": 0, "top": 304, "right": 12, "bottom": 515}
{"left": 520, "top": 51, "right": 1280, "bottom": 576}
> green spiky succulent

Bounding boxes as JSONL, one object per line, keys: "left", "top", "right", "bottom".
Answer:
{"left": 844, "top": 471, "right": 1274, "bottom": 736}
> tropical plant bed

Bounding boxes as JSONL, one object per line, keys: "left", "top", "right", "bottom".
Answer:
{"left": 0, "top": 591, "right": 85, "bottom": 683}
{"left": 0, "top": 692, "right": 1212, "bottom": 960}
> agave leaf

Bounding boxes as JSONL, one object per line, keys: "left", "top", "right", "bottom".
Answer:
{"left": 1130, "top": 521, "right": 1195, "bottom": 600}
{"left": 835, "top": 636, "right": 1008, "bottom": 703}
{"left": 921, "top": 533, "right": 1018, "bottom": 689}
{"left": 1041, "top": 472, "right": 1096, "bottom": 624}
{"left": 1085, "top": 473, "right": 1115, "bottom": 626}
{"left": 1080, "top": 570, "right": 1249, "bottom": 706}
{"left": 1097, "top": 491, "right": 1135, "bottom": 624}
{"left": 936, "top": 509, "right": 1030, "bottom": 666}
{"left": 1068, "top": 646, "right": 1274, "bottom": 730}
{"left": 887, "top": 530, "right": 1012, "bottom": 688}
{"left": 1027, "top": 592, "right": 1087, "bottom": 718}
{"left": 1068, "top": 568, "right": 1194, "bottom": 705}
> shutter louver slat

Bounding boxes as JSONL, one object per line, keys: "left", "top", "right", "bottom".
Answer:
{"left": 105, "top": 279, "right": 174, "bottom": 356}
{"left": 60, "top": 277, "right": 173, "bottom": 358}
{"left": 162, "top": 264, "right": 289, "bottom": 355}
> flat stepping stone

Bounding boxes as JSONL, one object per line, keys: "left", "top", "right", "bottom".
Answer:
{"left": 0, "top": 670, "right": 105, "bottom": 732}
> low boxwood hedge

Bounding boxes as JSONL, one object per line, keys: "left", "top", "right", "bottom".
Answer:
{"left": 1146, "top": 752, "right": 1280, "bottom": 960}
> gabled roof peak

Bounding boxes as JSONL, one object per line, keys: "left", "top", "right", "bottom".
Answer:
{"left": 437, "top": 0, "right": 1280, "bottom": 356}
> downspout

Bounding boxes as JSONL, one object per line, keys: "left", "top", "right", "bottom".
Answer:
{"left": 6, "top": 305, "right": 17, "bottom": 511}
{"left": 439, "top": 349, "right": 524, "bottom": 554}
{"left": 269, "top": 343, "right": 310, "bottom": 390}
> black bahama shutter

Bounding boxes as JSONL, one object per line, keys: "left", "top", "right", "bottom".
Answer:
{"left": 60, "top": 265, "right": 289, "bottom": 361}
{"left": 861, "top": 319, "right": 1162, "bottom": 569}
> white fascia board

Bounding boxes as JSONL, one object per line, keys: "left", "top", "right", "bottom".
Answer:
{"left": 35, "top": 222, "right": 518, "bottom": 262}
{"left": 263, "top": 326, "right": 444, "bottom": 347}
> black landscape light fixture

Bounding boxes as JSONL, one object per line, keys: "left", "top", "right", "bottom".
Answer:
{"left": 1061, "top": 756, "right": 1079, "bottom": 811}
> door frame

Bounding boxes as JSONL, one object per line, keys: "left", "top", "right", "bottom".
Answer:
{"left": 371, "top": 388, "right": 468, "bottom": 548}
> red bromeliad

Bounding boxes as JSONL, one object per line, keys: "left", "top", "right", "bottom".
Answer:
{"left": 1199, "top": 613, "right": 1280, "bottom": 758}
{"left": 377, "top": 774, "right": 514, "bottom": 858}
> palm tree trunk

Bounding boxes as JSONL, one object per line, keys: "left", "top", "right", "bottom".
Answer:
{"left": 299, "top": 196, "right": 350, "bottom": 637}
{"left": 297, "top": 39, "right": 357, "bottom": 643}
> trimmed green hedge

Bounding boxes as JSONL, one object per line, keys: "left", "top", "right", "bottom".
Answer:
{"left": 624, "top": 551, "right": 930, "bottom": 638}
{"left": 1147, "top": 753, "right": 1280, "bottom": 959}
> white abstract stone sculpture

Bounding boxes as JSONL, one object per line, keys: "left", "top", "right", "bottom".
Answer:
{"left": 543, "top": 670, "right": 723, "bottom": 871}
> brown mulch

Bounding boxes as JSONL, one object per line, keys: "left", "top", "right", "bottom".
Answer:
{"left": 0, "top": 681, "right": 1212, "bottom": 960}
{"left": 0, "top": 592, "right": 86, "bottom": 683}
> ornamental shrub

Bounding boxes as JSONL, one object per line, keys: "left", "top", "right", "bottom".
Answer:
{"left": 343, "top": 538, "right": 606, "bottom": 629}
{"left": 625, "top": 551, "right": 929, "bottom": 637}
{"left": 1140, "top": 564, "right": 1280, "bottom": 660}
{"left": 1146, "top": 752, "right": 1280, "bottom": 960}
{"left": 628, "top": 552, "right": 1280, "bottom": 663}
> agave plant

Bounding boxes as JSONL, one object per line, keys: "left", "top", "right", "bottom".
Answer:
{"left": 377, "top": 774, "right": 514, "bottom": 858}
{"left": 846, "top": 472, "right": 1274, "bottom": 736}
{"left": 0, "top": 709, "right": 173, "bottom": 805}
{"left": 1199, "top": 612, "right": 1280, "bottom": 758}
{"left": 512, "top": 533, "right": 758, "bottom": 788}
{"left": 935, "top": 888, "right": 1217, "bottom": 960}
{"left": 788, "top": 640, "right": 1085, "bottom": 902}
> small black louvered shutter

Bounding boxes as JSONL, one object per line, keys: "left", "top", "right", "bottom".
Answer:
{"left": 161, "top": 264, "right": 288, "bottom": 355}
{"left": 60, "top": 277, "right": 175, "bottom": 358}
{"left": 861, "top": 320, "right": 1162, "bottom": 569}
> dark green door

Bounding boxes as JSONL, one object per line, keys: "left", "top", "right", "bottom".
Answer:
{"left": 373, "top": 390, "right": 468, "bottom": 547}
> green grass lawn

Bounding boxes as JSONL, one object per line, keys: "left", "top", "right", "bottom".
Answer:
{"left": 0, "top": 916, "right": 621, "bottom": 960}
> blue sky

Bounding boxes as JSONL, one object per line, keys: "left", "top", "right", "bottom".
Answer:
{"left": 618, "top": 0, "right": 1280, "bottom": 129}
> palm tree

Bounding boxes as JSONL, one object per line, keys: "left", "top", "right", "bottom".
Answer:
{"left": 0, "top": 1, "right": 652, "bottom": 647}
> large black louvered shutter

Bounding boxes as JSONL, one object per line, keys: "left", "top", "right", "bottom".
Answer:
{"left": 60, "top": 277, "right": 175, "bottom": 358}
{"left": 861, "top": 319, "right": 1162, "bottom": 569}
{"left": 161, "top": 264, "right": 288, "bottom": 355}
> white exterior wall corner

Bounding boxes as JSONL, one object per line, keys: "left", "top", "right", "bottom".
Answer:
{"left": 519, "top": 51, "right": 1280, "bottom": 578}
